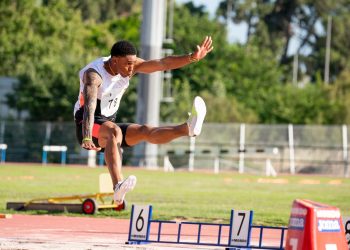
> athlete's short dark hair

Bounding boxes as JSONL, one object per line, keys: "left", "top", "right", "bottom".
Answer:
{"left": 110, "top": 40, "right": 137, "bottom": 57}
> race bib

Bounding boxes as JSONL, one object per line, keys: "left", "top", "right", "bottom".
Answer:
{"left": 100, "top": 88, "right": 125, "bottom": 117}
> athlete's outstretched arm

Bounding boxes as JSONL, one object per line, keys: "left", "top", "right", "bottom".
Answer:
{"left": 82, "top": 68, "right": 102, "bottom": 151}
{"left": 135, "top": 36, "right": 213, "bottom": 74}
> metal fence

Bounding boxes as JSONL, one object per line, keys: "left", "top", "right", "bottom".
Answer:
{"left": 158, "top": 123, "right": 349, "bottom": 177}
{"left": 0, "top": 121, "right": 349, "bottom": 177}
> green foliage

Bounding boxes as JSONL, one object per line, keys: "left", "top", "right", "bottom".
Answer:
{"left": 0, "top": 0, "right": 141, "bottom": 121}
{"left": 0, "top": 0, "right": 87, "bottom": 121}
{"left": 107, "top": 13, "right": 141, "bottom": 47}
{"left": 171, "top": 4, "right": 228, "bottom": 93}
{"left": 1, "top": 0, "right": 350, "bottom": 125}
{"left": 260, "top": 83, "right": 345, "bottom": 124}
{"left": 200, "top": 91, "right": 258, "bottom": 123}
{"left": 160, "top": 79, "right": 192, "bottom": 123}
{"left": 333, "top": 68, "right": 350, "bottom": 124}
{"left": 67, "top": 0, "right": 142, "bottom": 23}
{"left": 217, "top": 0, "right": 350, "bottom": 85}
{"left": 161, "top": 4, "right": 260, "bottom": 123}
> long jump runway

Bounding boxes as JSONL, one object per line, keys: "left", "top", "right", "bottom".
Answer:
{"left": 0, "top": 214, "right": 284, "bottom": 250}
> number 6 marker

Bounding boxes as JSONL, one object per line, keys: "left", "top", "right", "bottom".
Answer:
{"left": 128, "top": 205, "right": 152, "bottom": 241}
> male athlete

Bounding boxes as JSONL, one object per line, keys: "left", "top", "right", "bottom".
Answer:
{"left": 74, "top": 36, "right": 213, "bottom": 204}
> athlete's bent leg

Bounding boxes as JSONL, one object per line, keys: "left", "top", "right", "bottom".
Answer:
{"left": 97, "top": 121, "right": 137, "bottom": 204}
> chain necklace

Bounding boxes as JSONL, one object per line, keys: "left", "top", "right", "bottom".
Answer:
{"left": 108, "top": 59, "right": 116, "bottom": 76}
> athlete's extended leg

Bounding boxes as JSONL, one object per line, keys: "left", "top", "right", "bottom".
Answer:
{"left": 125, "top": 96, "right": 207, "bottom": 146}
{"left": 97, "top": 121, "right": 136, "bottom": 204}
{"left": 124, "top": 123, "right": 188, "bottom": 146}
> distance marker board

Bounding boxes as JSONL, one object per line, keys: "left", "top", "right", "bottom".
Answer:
{"left": 128, "top": 204, "right": 254, "bottom": 248}
{"left": 229, "top": 210, "right": 253, "bottom": 247}
{"left": 128, "top": 205, "right": 152, "bottom": 241}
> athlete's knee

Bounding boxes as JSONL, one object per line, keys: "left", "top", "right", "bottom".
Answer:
{"left": 107, "top": 125, "right": 123, "bottom": 141}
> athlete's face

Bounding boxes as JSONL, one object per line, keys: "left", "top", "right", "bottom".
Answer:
{"left": 114, "top": 55, "right": 137, "bottom": 78}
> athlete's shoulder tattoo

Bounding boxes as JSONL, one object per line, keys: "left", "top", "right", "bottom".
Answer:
{"left": 83, "top": 68, "right": 102, "bottom": 87}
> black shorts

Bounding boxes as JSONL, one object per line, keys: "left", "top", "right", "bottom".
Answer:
{"left": 75, "top": 118, "right": 132, "bottom": 149}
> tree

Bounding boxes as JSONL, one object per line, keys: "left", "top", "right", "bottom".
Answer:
{"left": 216, "top": 0, "right": 350, "bottom": 84}
{"left": 2, "top": 0, "right": 349, "bottom": 125}
{"left": 308, "top": 4, "right": 350, "bottom": 83}
{"left": 1, "top": 0, "right": 142, "bottom": 121}
{"left": 67, "top": 0, "right": 142, "bottom": 23}
{"left": 259, "top": 83, "right": 345, "bottom": 124}
{"left": 216, "top": 0, "right": 263, "bottom": 43}
{"left": 332, "top": 68, "right": 350, "bottom": 124}
{"left": 160, "top": 3, "right": 281, "bottom": 123}
{"left": 0, "top": 0, "right": 88, "bottom": 120}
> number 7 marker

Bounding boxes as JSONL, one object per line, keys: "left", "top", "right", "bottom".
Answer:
{"left": 229, "top": 210, "right": 254, "bottom": 247}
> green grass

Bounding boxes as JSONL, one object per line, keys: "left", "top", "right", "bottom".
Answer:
{"left": 1, "top": 164, "right": 349, "bottom": 226}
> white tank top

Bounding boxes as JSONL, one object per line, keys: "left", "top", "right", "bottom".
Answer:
{"left": 73, "top": 57, "right": 130, "bottom": 119}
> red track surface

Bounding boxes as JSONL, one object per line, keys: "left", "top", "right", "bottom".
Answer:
{"left": 0, "top": 214, "right": 285, "bottom": 249}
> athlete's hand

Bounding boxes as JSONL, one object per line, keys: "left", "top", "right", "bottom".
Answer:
{"left": 191, "top": 36, "right": 213, "bottom": 61}
{"left": 82, "top": 140, "right": 101, "bottom": 151}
